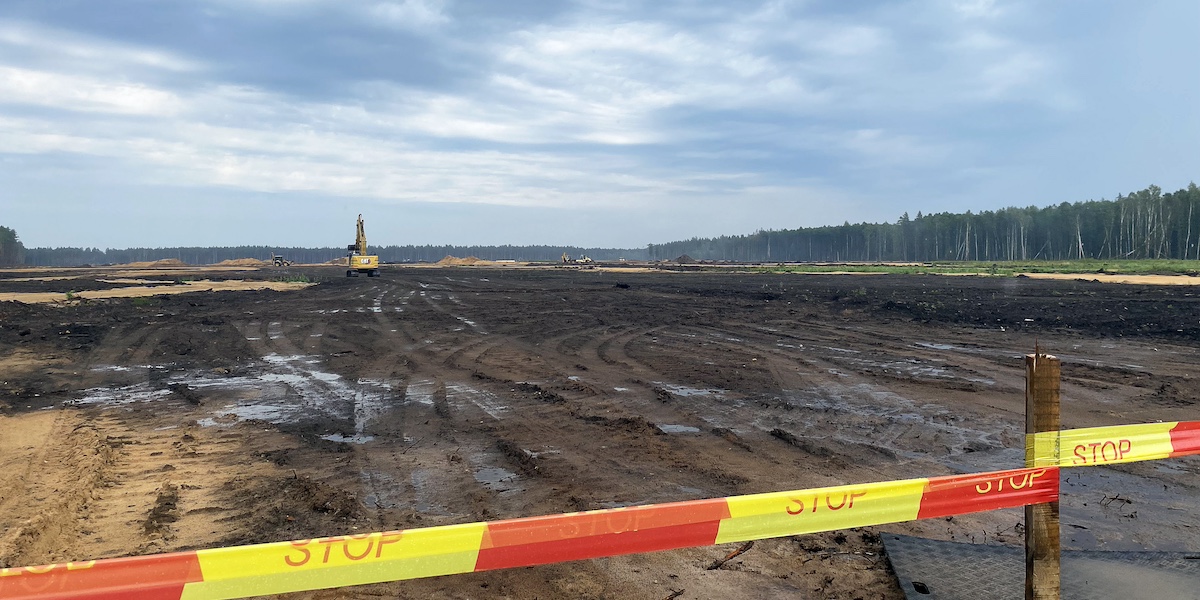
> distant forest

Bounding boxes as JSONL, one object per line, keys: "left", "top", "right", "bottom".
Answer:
{"left": 0, "top": 226, "right": 25, "bottom": 266}
{"left": 11, "top": 182, "right": 1200, "bottom": 266}
{"left": 20, "top": 244, "right": 646, "bottom": 267}
{"left": 649, "top": 183, "right": 1200, "bottom": 262}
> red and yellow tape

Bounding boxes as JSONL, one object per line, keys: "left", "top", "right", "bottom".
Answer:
{"left": 1027, "top": 420, "right": 1200, "bottom": 467}
{"left": 5, "top": 420, "right": 1194, "bottom": 600}
{"left": 0, "top": 467, "right": 1056, "bottom": 600}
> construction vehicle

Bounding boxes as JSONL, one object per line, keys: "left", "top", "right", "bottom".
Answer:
{"left": 271, "top": 253, "right": 293, "bottom": 267}
{"left": 560, "top": 253, "right": 594, "bottom": 265}
{"left": 346, "top": 214, "right": 380, "bottom": 277}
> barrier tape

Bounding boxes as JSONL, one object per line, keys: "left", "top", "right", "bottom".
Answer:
{"left": 0, "top": 467, "right": 1056, "bottom": 600}
{"left": 1027, "top": 420, "right": 1200, "bottom": 468}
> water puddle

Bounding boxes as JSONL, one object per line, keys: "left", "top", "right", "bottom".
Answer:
{"left": 473, "top": 465, "right": 520, "bottom": 493}
{"left": 653, "top": 382, "right": 728, "bottom": 398}
{"left": 658, "top": 424, "right": 701, "bottom": 434}
{"left": 454, "top": 315, "right": 485, "bottom": 334}
{"left": 75, "top": 354, "right": 395, "bottom": 441}
{"left": 323, "top": 433, "right": 375, "bottom": 444}
{"left": 447, "top": 382, "right": 507, "bottom": 419}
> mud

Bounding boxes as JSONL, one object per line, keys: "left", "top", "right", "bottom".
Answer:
{"left": 0, "top": 267, "right": 1198, "bottom": 599}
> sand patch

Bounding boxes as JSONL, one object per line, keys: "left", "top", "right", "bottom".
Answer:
{"left": 1018, "top": 273, "right": 1200, "bottom": 286}
{"left": 215, "top": 258, "right": 270, "bottom": 267}
{"left": 0, "top": 279, "right": 313, "bottom": 304}
{"left": 437, "top": 255, "right": 488, "bottom": 266}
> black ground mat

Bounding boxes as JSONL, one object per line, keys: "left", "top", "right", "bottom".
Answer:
{"left": 883, "top": 533, "right": 1200, "bottom": 599}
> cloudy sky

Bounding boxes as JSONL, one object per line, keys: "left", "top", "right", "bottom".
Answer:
{"left": 1, "top": 0, "right": 1197, "bottom": 249}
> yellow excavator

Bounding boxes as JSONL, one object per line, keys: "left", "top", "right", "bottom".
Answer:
{"left": 346, "top": 214, "right": 380, "bottom": 277}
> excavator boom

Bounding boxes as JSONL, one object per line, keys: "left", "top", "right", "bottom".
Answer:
{"left": 355, "top": 214, "right": 368, "bottom": 256}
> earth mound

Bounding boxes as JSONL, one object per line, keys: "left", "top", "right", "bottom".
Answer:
{"left": 214, "top": 258, "right": 268, "bottom": 267}
{"left": 437, "top": 256, "right": 485, "bottom": 266}
{"left": 121, "top": 258, "right": 189, "bottom": 268}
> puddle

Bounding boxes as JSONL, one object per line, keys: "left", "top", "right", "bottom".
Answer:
{"left": 70, "top": 385, "right": 173, "bottom": 406}
{"left": 409, "top": 469, "right": 450, "bottom": 514}
{"left": 473, "top": 465, "right": 520, "bottom": 493}
{"left": 360, "top": 470, "right": 400, "bottom": 509}
{"left": 614, "top": 387, "right": 630, "bottom": 392}
{"left": 454, "top": 315, "right": 485, "bottom": 334}
{"left": 76, "top": 354, "right": 394, "bottom": 440}
{"left": 405, "top": 380, "right": 436, "bottom": 406}
{"left": 447, "top": 382, "right": 507, "bottom": 419}
{"left": 824, "top": 351, "right": 995, "bottom": 385}
{"left": 658, "top": 424, "right": 701, "bottom": 434}
{"left": 196, "top": 404, "right": 287, "bottom": 426}
{"left": 653, "top": 382, "right": 728, "bottom": 397}
{"left": 1060, "top": 463, "right": 1200, "bottom": 551}
{"left": 323, "top": 433, "right": 375, "bottom": 444}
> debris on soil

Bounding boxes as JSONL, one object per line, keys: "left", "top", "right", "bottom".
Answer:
{"left": 770, "top": 428, "right": 832, "bottom": 457}
{"left": 496, "top": 439, "right": 546, "bottom": 477}
{"left": 707, "top": 540, "right": 755, "bottom": 570}
{"left": 167, "top": 383, "right": 202, "bottom": 405}
{"left": 144, "top": 482, "right": 181, "bottom": 537}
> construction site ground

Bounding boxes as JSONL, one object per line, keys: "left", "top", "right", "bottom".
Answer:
{"left": 1, "top": 265, "right": 1198, "bottom": 599}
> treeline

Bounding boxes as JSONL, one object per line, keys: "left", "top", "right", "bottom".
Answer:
{"left": 21, "top": 244, "right": 647, "bottom": 267}
{"left": 649, "top": 183, "right": 1200, "bottom": 262}
{"left": 0, "top": 226, "right": 25, "bottom": 266}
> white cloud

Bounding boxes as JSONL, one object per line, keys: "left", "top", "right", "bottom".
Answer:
{"left": 0, "top": 20, "right": 203, "bottom": 73}
{"left": 951, "top": 0, "right": 1004, "bottom": 19}
{"left": 0, "top": 0, "right": 1102, "bottom": 246}
{"left": 368, "top": 0, "right": 450, "bottom": 29}
{"left": 0, "top": 67, "right": 183, "bottom": 115}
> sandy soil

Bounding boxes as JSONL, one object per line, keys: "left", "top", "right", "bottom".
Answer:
{"left": 0, "top": 280, "right": 312, "bottom": 303}
{"left": 0, "top": 267, "right": 1198, "bottom": 599}
{"left": 1018, "top": 272, "right": 1200, "bottom": 285}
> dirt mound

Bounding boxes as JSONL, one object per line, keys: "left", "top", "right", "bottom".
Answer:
{"left": 214, "top": 258, "right": 268, "bottom": 267}
{"left": 437, "top": 255, "right": 485, "bottom": 266}
{"left": 120, "top": 259, "right": 189, "bottom": 268}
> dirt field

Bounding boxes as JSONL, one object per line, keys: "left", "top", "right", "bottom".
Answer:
{"left": 1, "top": 266, "right": 1198, "bottom": 599}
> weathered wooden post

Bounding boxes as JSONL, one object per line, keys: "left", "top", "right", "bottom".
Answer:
{"left": 1025, "top": 351, "right": 1061, "bottom": 599}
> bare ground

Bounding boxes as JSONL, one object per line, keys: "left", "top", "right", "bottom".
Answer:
{"left": 1, "top": 266, "right": 1198, "bottom": 599}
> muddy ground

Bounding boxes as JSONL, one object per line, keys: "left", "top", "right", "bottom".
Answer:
{"left": 0, "top": 266, "right": 1198, "bottom": 599}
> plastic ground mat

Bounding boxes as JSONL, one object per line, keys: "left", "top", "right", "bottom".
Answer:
{"left": 883, "top": 534, "right": 1200, "bottom": 599}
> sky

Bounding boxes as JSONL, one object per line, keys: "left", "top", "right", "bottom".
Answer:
{"left": 1, "top": 0, "right": 1198, "bottom": 250}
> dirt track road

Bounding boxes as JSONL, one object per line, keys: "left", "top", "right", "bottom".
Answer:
{"left": 1, "top": 267, "right": 1198, "bottom": 599}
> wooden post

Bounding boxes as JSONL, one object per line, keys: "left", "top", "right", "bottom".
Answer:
{"left": 1025, "top": 352, "right": 1061, "bottom": 600}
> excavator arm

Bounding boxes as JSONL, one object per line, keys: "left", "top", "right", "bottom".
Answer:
{"left": 355, "top": 214, "right": 368, "bottom": 256}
